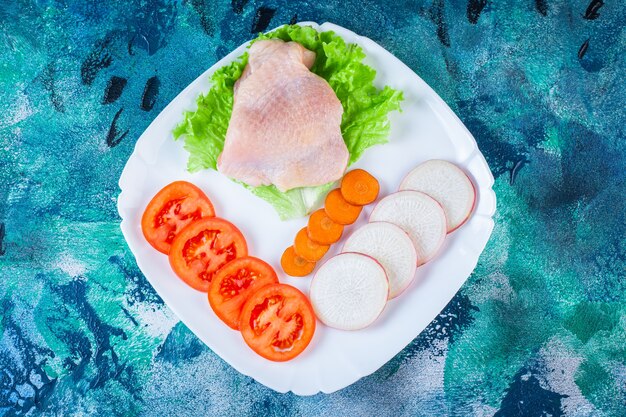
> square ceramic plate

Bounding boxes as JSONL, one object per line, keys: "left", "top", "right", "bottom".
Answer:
{"left": 118, "top": 21, "right": 496, "bottom": 395}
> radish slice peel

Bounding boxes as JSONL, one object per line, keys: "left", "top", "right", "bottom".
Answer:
{"left": 370, "top": 190, "right": 446, "bottom": 266}
{"left": 310, "top": 253, "right": 388, "bottom": 331}
{"left": 399, "top": 159, "right": 475, "bottom": 232}
{"left": 343, "top": 222, "right": 417, "bottom": 299}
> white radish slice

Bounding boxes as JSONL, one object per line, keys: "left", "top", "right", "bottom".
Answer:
{"left": 370, "top": 191, "right": 446, "bottom": 266}
{"left": 310, "top": 253, "right": 388, "bottom": 331}
{"left": 399, "top": 159, "right": 476, "bottom": 232}
{"left": 343, "top": 222, "right": 417, "bottom": 299}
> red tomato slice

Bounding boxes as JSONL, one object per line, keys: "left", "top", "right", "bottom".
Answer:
{"left": 208, "top": 257, "right": 278, "bottom": 330}
{"left": 142, "top": 181, "right": 215, "bottom": 254}
{"left": 169, "top": 217, "right": 247, "bottom": 292}
{"left": 239, "top": 284, "right": 316, "bottom": 362}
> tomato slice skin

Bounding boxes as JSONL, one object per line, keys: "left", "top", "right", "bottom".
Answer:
{"left": 239, "top": 284, "right": 316, "bottom": 362}
{"left": 169, "top": 217, "right": 247, "bottom": 292}
{"left": 208, "top": 257, "right": 278, "bottom": 330}
{"left": 142, "top": 181, "right": 215, "bottom": 254}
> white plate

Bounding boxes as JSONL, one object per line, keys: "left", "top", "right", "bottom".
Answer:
{"left": 117, "top": 22, "right": 496, "bottom": 395}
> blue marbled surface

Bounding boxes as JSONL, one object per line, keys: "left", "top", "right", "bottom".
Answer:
{"left": 1, "top": 1, "right": 625, "bottom": 415}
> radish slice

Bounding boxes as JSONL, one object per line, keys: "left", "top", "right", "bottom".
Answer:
{"left": 310, "top": 253, "right": 388, "bottom": 330}
{"left": 343, "top": 222, "right": 417, "bottom": 299}
{"left": 370, "top": 191, "right": 446, "bottom": 266}
{"left": 399, "top": 160, "right": 475, "bottom": 232}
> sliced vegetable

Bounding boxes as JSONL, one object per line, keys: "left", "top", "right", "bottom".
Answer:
{"left": 370, "top": 191, "right": 446, "bottom": 266}
{"left": 142, "top": 181, "right": 215, "bottom": 254}
{"left": 340, "top": 169, "right": 380, "bottom": 206}
{"left": 324, "top": 189, "right": 362, "bottom": 225}
{"left": 399, "top": 160, "right": 475, "bottom": 232}
{"left": 239, "top": 283, "right": 316, "bottom": 361}
{"left": 294, "top": 227, "right": 329, "bottom": 262}
{"left": 307, "top": 209, "right": 344, "bottom": 245}
{"left": 281, "top": 246, "right": 316, "bottom": 277}
{"left": 281, "top": 170, "right": 381, "bottom": 275}
{"left": 343, "top": 222, "right": 417, "bottom": 299}
{"left": 169, "top": 217, "right": 248, "bottom": 291}
{"left": 208, "top": 257, "right": 278, "bottom": 329}
{"left": 310, "top": 253, "right": 388, "bottom": 330}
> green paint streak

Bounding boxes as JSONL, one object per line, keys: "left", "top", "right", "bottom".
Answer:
{"left": 564, "top": 302, "right": 620, "bottom": 344}
{"left": 444, "top": 181, "right": 556, "bottom": 407}
{"left": 574, "top": 358, "right": 623, "bottom": 415}
{"left": 576, "top": 359, "right": 608, "bottom": 396}
{"left": 570, "top": 304, "right": 626, "bottom": 414}
{"left": 25, "top": 217, "right": 172, "bottom": 380}
{"left": 537, "top": 126, "right": 563, "bottom": 157}
{"left": 442, "top": 160, "right": 626, "bottom": 413}
{"left": 34, "top": 283, "right": 89, "bottom": 375}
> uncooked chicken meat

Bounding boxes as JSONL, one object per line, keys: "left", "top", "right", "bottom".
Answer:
{"left": 217, "top": 39, "right": 349, "bottom": 192}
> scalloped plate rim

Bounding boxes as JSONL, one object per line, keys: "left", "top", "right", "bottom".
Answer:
{"left": 117, "top": 21, "right": 496, "bottom": 396}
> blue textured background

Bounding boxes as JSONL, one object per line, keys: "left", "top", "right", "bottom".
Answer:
{"left": 1, "top": 1, "right": 625, "bottom": 415}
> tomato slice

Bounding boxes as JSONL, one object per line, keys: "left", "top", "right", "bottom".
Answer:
{"left": 208, "top": 257, "right": 278, "bottom": 330}
{"left": 169, "top": 217, "right": 247, "bottom": 292}
{"left": 142, "top": 181, "right": 215, "bottom": 254}
{"left": 239, "top": 284, "right": 316, "bottom": 361}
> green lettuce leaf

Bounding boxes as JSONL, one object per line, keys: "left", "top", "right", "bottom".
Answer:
{"left": 243, "top": 182, "right": 336, "bottom": 221}
{"left": 172, "top": 55, "right": 248, "bottom": 172}
{"left": 174, "top": 25, "right": 403, "bottom": 220}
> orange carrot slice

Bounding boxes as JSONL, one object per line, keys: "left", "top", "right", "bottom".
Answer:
{"left": 324, "top": 189, "right": 363, "bottom": 225}
{"left": 294, "top": 227, "right": 330, "bottom": 262}
{"left": 341, "top": 169, "right": 380, "bottom": 206}
{"left": 307, "top": 209, "right": 344, "bottom": 245}
{"left": 281, "top": 246, "right": 316, "bottom": 277}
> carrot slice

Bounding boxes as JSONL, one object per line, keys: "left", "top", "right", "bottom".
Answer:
{"left": 294, "top": 228, "right": 330, "bottom": 262}
{"left": 281, "top": 246, "right": 316, "bottom": 277}
{"left": 307, "top": 209, "right": 344, "bottom": 245}
{"left": 341, "top": 169, "right": 380, "bottom": 206}
{"left": 324, "top": 189, "right": 363, "bottom": 225}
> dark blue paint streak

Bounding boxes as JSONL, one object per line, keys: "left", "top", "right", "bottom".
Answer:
{"left": 430, "top": 0, "right": 450, "bottom": 47}
{"left": 81, "top": 37, "right": 113, "bottom": 86}
{"left": 467, "top": 0, "right": 488, "bottom": 24}
{"left": 140, "top": 76, "right": 160, "bottom": 111}
{"left": 0, "top": 223, "right": 5, "bottom": 255}
{"left": 103, "top": 76, "right": 128, "bottom": 104}
{"left": 583, "top": 0, "right": 604, "bottom": 20}
{"left": 106, "top": 108, "right": 129, "bottom": 148}
{"left": 60, "top": 330, "right": 93, "bottom": 382}
{"left": 108, "top": 256, "right": 164, "bottom": 306}
{"left": 127, "top": 0, "right": 178, "bottom": 56}
{"left": 156, "top": 322, "right": 206, "bottom": 365}
{"left": 535, "top": 0, "right": 548, "bottom": 16}
{"left": 495, "top": 367, "right": 568, "bottom": 417}
{"left": 40, "top": 63, "right": 65, "bottom": 113}
{"left": 509, "top": 158, "right": 528, "bottom": 186}
{"left": 0, "top": 299, "right": 57, "bottom": 416}
{"left": 578, "top": 38, "right": 590, "bottom": 59}
{"left": 231, "top": 0, "right": 249, "bottom": 14}
{"left": 251, "top": 7, "right": 276, "bottom": 33}
{"left": 50, "top": 279, "right": 142, "bottom": 404}
{"left": 188, "top": 0, "right": 217, "bottom": 36}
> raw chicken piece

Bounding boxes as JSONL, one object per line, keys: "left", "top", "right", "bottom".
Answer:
{"left": 217, "top": 39, "right": 349, "bottom": 192}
